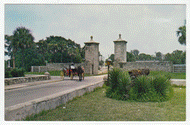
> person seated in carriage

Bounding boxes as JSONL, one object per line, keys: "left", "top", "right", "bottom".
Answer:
{"left": 70, "top": 63, "right": 75, "bottom": 69}
{"left": 70, "top": 62, "right": 76, "bottom": 72}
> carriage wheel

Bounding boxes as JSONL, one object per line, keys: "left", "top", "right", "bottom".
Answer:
{"left": 60, "top": 71, "right": 64, "bottom": 80}
{"left": 70, "top": 72, "right": 73, "bottom": 80}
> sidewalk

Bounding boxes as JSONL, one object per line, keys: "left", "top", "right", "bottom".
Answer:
{"left": 5, "top": 76, "right": 63, "bottom": 90}
{"left": 170, "top": 79, "right": 186, "bottom": 86}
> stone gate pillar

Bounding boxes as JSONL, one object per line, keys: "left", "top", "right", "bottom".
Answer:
{"left": 113, "top": 34, "right": 127, "bottom": 68}
{"left": 84, "top": 36, "right": 100, "bottom": 75}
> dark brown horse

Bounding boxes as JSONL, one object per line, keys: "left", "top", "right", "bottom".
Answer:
{"left": 76, "top": 66, "right": 85, "bottom": 81}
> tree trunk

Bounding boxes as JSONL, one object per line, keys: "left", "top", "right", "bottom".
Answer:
{"left": 12, "top": 48, "right": 16, "bottom": 69}
{"left": 22, "top": 50, "right": 25, "bottom": 68}
{"left": 13, "top": 56, "right": 15, "bottom": 69}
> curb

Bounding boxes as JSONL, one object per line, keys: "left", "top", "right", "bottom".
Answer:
{"left": 5, "top": 79, "right": 63, "bottom": 91}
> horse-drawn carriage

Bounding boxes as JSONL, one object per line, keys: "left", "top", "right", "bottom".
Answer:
{"left": 60, "top": 63, "right": 85, "bottom": 81}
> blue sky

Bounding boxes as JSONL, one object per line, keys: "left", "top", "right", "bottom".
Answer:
{"left": 4, "top": 4, "right": 186, "bottom": 60}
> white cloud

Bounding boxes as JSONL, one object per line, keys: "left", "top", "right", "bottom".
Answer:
{"left": 4, "top": 4, "right": 186, "bottom": 59}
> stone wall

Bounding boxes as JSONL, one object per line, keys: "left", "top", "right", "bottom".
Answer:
{"left": 5, "top": 75, "right": 50, "bottom": 85}
{"left": 31, "top": 66, "right": 47, "bottom": 72}
{"left": 46, "top": 63, "right": 68, "bottom": 71}
{"left": 31, "top": 63, "right": 83, "bottom": 72}
{"left": 120, "top": 61, "right": 173, "bottom": 72}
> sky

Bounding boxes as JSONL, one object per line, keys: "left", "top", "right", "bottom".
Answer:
{"left": 4, "top": 4, "right": 186, "bottom": 61}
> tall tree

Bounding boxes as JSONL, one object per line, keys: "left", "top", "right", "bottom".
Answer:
{"left": 43, "top": 36, "right": 83, "bottom": 63}
{"left": 164, "top": 53, "right": 171, "bottom": 61}
{"left": 36, "top": 39, "right": 48, "bottom": 62}
{"left": 137, "top": 53, "right": 151, "bottom": 61}
{"left": 181, "top": 51, "right": 186, "bottom": 64}
{"left": 15, "top": 46, "right": 45, "bottom": 71}
{"left": 171, "top": 50, "right": 184, "bottom": 64}
{"left": 12, "top": 27, "right": 34, "bottom": 68}
{"left": 164, "top": 50, "right": 186, "bottom": 64}
{"left": 177, "top": 25, "right": 186, "bottom": 45}
{"left": 131, "top": 49, "right": 139, "bottom": 57}
{"left": 155, "top": 52, "right": 162, "bottom": 61}
{"left": 5, "top": 35, "right": 18, "bottom": 69}
{"left": 57, "top": 40, "right": 67, "bottom": 63}
{"left": 127, "top": 52, "right": 136, "bottom": 62}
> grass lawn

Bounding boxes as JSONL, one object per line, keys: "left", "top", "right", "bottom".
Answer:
{"left": 149, "top": 71, "right": 186, "bottom": 79}
{"left": 24, "top": 86, "right": 186, "bottom": 121}
{"left": 25, "top": 70, "right": 185, "bottom": 79}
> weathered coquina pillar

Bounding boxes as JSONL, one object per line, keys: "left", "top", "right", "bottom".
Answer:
{"left": 113, "top": 34, "right": 127, "bottom": 68}
{"left": 84, "top": 36, "right": 99, "bottom": 75}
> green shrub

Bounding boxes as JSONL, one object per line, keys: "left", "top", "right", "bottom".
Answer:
{"left": 129, "top": 75, "right": 153, "bottom": 101}
{"left": 108, "top": 68, "right": 122, "bottom": 89}
{"left": 10, "top": 68, "right": 25, "bottom": 77}
{"left": 129, "top": 75, "right": 173, "bottom": 102}
{"left": 152, "top": 75, "right": 173, "bottom": 101}
{"left": 105, "top": 68, "right": 173, "bottom": 102}
{"left": 5, "top": 71, "right": 12, "bottom": 78}
{"left": 49, "top": 70, "right": 60, "bottom": 76}
{"left": 106, "top": 68, "right": 132, "bottom": 100}
{"left": 117, "top": 71, "right": 131, "bottom": 98}
{"left": 18, "top": 68, "right": 25, "bottom": 77}
{"left": 10, "top": 68, "right": 18, "bottom": 77}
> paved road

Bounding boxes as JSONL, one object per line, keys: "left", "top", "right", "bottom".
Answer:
{"left": 5, "top": 74, "right": 185, "bottom": 108}
{"left": 5, "top": 75, "right": 106, "bottom": 107}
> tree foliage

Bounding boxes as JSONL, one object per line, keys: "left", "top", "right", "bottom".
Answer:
{"left": 13, "top": 27, "right": 35, "bottom": 67}
{"left": 5, "top": 27, "right": 85, "bottom": 71}
{"left": 177, "top": 25, "right": 186, "bottom": 45}
{"left": 127, "top": 52, "right": 135, "bottom": 62}
{"left": 131, "top": 49, "right": 139, "bottom": 57}
{"left": 136, "top": 53, "right": 155, "bottom": 61}
{"left": 38, "top": 36, "right": 84, "bottom": 63}
{"left": 164, "top": 50, "right": 186, "bottom": 64}
{"left": 155, "top": 52, "right": 162, "bottom": 61}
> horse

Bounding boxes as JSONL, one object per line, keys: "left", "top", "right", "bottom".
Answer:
{"left": 60, "top": 65, "right": 85, "bottom": 81}
{"left": 60, "top": 66, "right": 68, "bottom": 80}
{"left": 76, "top": 65, "right": 85, "bottom": 81}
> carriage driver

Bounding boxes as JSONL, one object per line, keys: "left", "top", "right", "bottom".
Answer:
{"left": 70, "top": 62, "right": 76, "bottom": 72}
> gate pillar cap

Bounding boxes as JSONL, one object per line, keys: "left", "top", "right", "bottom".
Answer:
{"left": 84, "top": 36, "right": 99, "bottom": 44}
{"left": 113, "top": 34, "right": 127, "bottom": 43}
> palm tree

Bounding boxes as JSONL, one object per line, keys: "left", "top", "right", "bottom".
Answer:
{"left": 13, "top": 27, "right": 34, "bottom": 68}
{"left": 5, "top": 35, "right": 18, "bottom": 69}
{"left": 177, "top": 26, "right": 186, "bottom": 45}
